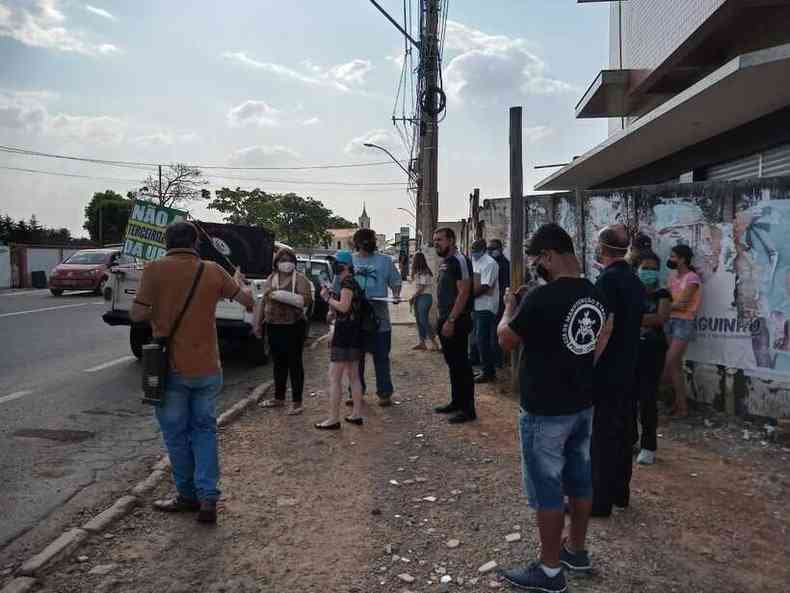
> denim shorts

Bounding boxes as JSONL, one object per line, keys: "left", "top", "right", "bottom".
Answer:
{"left": 519, "top": 407, "right": 593, "bottom": 510}
{"left": 665, "top": 317, "right": 695, "bottom": 342}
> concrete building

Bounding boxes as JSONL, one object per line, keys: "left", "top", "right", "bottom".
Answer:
{"left": 539, "top": 0, "right": 790, "bottom": 191}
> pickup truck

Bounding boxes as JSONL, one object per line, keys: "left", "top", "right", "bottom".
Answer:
{"left": 102, "top": 223, "right": 277, "bottom": 364}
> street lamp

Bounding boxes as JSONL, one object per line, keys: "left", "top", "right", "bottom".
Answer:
{"left": 363, "top": 143, "right": 416, "bottom": 182}
{"left": 397, "top": 207, "right": 416, "bottom": 221}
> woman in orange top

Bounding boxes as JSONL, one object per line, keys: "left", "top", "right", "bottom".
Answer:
{"left": 662, "top": 244, "right": 701, "bottom": 418}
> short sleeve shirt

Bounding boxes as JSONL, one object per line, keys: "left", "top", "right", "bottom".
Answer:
{"left": 594, "top": 260, "right": 646, "bottom": 391}
{"left": 473, "top": 253, "right": 499, "bottom": 314}
{"left": 135, "top": 249, "right": 240, "bottom": 377}
{"left": 509, "top": 278, "right": 607, "bottom": 415}
{"left": 436, "top": 250, "right": 473, "bottom": 319}
{"left": 669, "top": 271, "right": 701, "bottom": 320}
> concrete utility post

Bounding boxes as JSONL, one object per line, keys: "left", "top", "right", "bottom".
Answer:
{"left": 509, "top": 106, "right": 524, "bottom": 392}
{"left": 418, "top": 0, "right": 441, "bottom": 245}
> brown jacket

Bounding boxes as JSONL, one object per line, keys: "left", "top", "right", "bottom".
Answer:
{"left": 135, "top": 249, "right": 240, "bottom": 377}
{"left": 260, "top": 271, "right": 313, "bottom": 325}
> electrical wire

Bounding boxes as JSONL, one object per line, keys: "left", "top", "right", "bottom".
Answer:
{"left": 0, "top": 145, "right": 406, "bottom": 171}
{"left": 0, "top": 164, "right": 410, "bottom": 193}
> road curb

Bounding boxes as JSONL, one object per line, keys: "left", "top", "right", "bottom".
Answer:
{"left": 18, "top": 528, "right": 88, "bottom": 576}
{"left": 82, "top": 496, "right": 137, "bottom": 533}
{"left": 0, "top": 577, "right": 37, "bottom": 593}
{"left": 11, "top": 379, "right": 274, "bottom": 586}
{"left": 131, "top": 470, "right": 166, "bottom": 497}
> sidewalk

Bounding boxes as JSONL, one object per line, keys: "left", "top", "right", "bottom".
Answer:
{"left": 35, "top": 325, "right": 790, "bottom": 593}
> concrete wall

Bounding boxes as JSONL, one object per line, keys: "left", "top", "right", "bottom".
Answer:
{"left": 476, "top": 176, "right": 790, "bottom": 420}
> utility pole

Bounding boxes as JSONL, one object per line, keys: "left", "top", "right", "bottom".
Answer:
{"left": 418, "top": 0, "right": 441, "bottom": 245}
{"left": 98, "top": 193, "right": 103, "bottom": 247}
{"left": 158, "top": 164, "right": 163, "bottom": 205}
{"left": 509, "top": 106, "right": 524, "bottom": 393}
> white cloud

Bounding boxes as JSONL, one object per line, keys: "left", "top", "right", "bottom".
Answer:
{"left": 524, "top": 125, "right": 553, "bottom": 144}
{"left": 129, "top": 131, "right": 199, "bottom": 146}
{"left": 49, "top": 113, "right": 126, "bottom": 144}
{"left": 0, "top": 0, "right": 120, "bottom": 55}
{"left": 227, "top": 145, "right": 301, "bottom": 167}
{"left": 344, "top": 129, "right": 403, "bottom": 156}
{"left": 0, "top": 94, "right": 47, "bottom": 131}
{"left": 302, "top": 117, "right": 320, "bottom": 127}
{"left": 443, "top": 21, "right": 574, "bottom": 105}
{"left": 223, "top": 52, "right": 372, "bottom": 93}
{"left": 328, "top": 59, "right": 372, "bottom": 86}
{"left": 84, "top": 4, "right": 117, "bottom": 22}
{"left": 227, "top": 100, "right": 281, "bottom": 128}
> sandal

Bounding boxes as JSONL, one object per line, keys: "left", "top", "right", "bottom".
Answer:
{"left": 412, "top": 343, "right": 427, "bottom": 350}
{"left": 314, "top": 421, "right": 341, "bottom": 430}
{"left": 260, "top": 399, "right": 285, "bottom": 408}
{"left": 344, "top": 416, "right": 364, "bottom": 426}
{"left": 286, "top": 406, "right": 304, "bottom": 416}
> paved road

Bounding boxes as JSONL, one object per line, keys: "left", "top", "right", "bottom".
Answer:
{"left": 0, "top": 289, "right": 273, "bottom": 559}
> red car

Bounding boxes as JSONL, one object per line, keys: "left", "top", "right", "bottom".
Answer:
{"left": 49, "top": 248, "right": 125, "bottom": 296}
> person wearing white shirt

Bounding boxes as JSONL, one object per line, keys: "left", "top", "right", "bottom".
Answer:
{"left": 470, "top": 239, "right": 499, "bottom": 383}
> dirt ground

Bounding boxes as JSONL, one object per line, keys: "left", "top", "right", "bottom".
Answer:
{"left": 34, "top": 325, "right": 790, "bottom": 593}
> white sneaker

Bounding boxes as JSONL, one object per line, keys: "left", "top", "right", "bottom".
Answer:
{"left": 636, "top": 449, "right": 656, "bottom": 465}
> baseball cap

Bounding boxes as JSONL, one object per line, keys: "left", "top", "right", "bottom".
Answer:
{"left": 334, "top": 250, "right": 353, "bottom": 265}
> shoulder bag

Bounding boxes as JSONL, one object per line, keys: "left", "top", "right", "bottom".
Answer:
{"left": 141, "top": 260, "right": 205, "bottom": 406}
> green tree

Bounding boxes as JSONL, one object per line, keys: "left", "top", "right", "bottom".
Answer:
{"left": 83, "top": 190, "right": 134, "bottom": 245}
{"left": 328, "top": 215, "right": 357, "bottom": 229}
{"left": 208, "top": 188, "right": 343, "bottom": 247}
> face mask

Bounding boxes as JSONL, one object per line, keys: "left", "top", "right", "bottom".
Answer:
{"left": 489, "top": 249, "right": 502, "bottom": 259}
{"left": 278, "top": 261, "right": 295, "bottom": 274}
{"left": 471, "top": 251, "right": 483, "bottom": 261}
{"left": 666, "top": 259, "right": 678, "bottom": 270}
{"left": 638, "top": 269, "right": 659, "bottom": 287}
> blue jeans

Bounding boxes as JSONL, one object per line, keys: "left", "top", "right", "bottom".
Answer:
{"left": 414, "top": 293, "right": 434, "bottom": 341}
{"left": 359, "top": 330, "right": 394, "bottom": 397}
{"left": 473, "top": 310, "right": 497, "bottom": 377}
{"left": 155, "top": 372, "right": 222, "bottom": 503}
{"left": 519, "top": 407, "right": 593, "bottom": 510}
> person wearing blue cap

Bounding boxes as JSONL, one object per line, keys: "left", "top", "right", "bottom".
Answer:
{"left": 316, "top": 250, "right": 365, "bottom": 429}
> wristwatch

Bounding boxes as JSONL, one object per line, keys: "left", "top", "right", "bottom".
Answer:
{"left": 447, "top": 315, "right": 456, "bottom": 323}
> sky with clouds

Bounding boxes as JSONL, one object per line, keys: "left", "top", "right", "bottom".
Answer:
{"left": 0, "top": 0, "right": 609, "bottom": 240}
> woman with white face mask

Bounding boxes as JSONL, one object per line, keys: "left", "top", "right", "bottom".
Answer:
{"left": 254, "top": 247, "right": 314, "bottom": 414}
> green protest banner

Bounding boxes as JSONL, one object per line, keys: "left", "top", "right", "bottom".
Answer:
{"left": 122, "top": 199, "right": 188, "bottom": 261}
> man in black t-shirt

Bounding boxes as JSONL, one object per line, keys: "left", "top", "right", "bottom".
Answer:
{"left": 591, "top": 224, "right": 646, "bottom": 517}
{"left": 432, "top": 226, "right": 476, "bottom": 424}
{"left": 498, "top": 224, "right": 612, "bottom": 593}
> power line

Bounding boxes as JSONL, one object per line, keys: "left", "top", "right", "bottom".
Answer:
{"left": 0, "top": 144, "right": 408, "bottom": 171}
{"left": 0, "top": 164, "right": 409, "bottom": 192}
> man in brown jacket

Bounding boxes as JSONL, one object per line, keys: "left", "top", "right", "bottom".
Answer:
{"left": 131, "top": 222, "right": 253, "bottom": 523}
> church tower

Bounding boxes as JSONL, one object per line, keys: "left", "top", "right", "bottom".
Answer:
{"left": 358, "top": 202, "right": 370, "bottom": 229}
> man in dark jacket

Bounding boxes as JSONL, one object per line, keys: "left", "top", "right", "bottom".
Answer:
{"left": 590, "top": 224, "right": 646, "bottom": 517}
{"left": 488, "top": 239, "right": 510, "bottom": 366}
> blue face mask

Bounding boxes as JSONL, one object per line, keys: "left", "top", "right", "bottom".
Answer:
{"left": 639, "top": 269, "right": 659, "bottom": 287}
{"left": 471, "top": 251, "right": 483, "bottom": 261}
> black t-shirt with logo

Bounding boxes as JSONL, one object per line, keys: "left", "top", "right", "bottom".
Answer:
{"left": 436, "top": 250, "right": 473, "bottom": 319}
{"left": 642, "top": 288, "right": 671, "bottom": 344}
{"left": 509, "top": 278, "right": 607, "bottom": 416}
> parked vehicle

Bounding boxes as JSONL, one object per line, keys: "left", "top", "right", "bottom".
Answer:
{"left": 297, "top": 256, "right": 334, "bottom": 321}
{"left": 49, "top": 248, "right": 129, "bottom": 296}
{"left": 102, "top": 223, "right": 275, "bottom": 364}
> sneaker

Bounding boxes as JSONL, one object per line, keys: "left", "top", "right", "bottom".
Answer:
{"left": 560, "top": 543, "right": 592, "bottom": 573}
{"left": 636, "top": 449, "right": 656, "bottom": 465}
{"left": 378, "top": 395, "right": 393, "bottom": 407}
{"left": 500, "top": 562, "right": 567, "bottom": 592}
